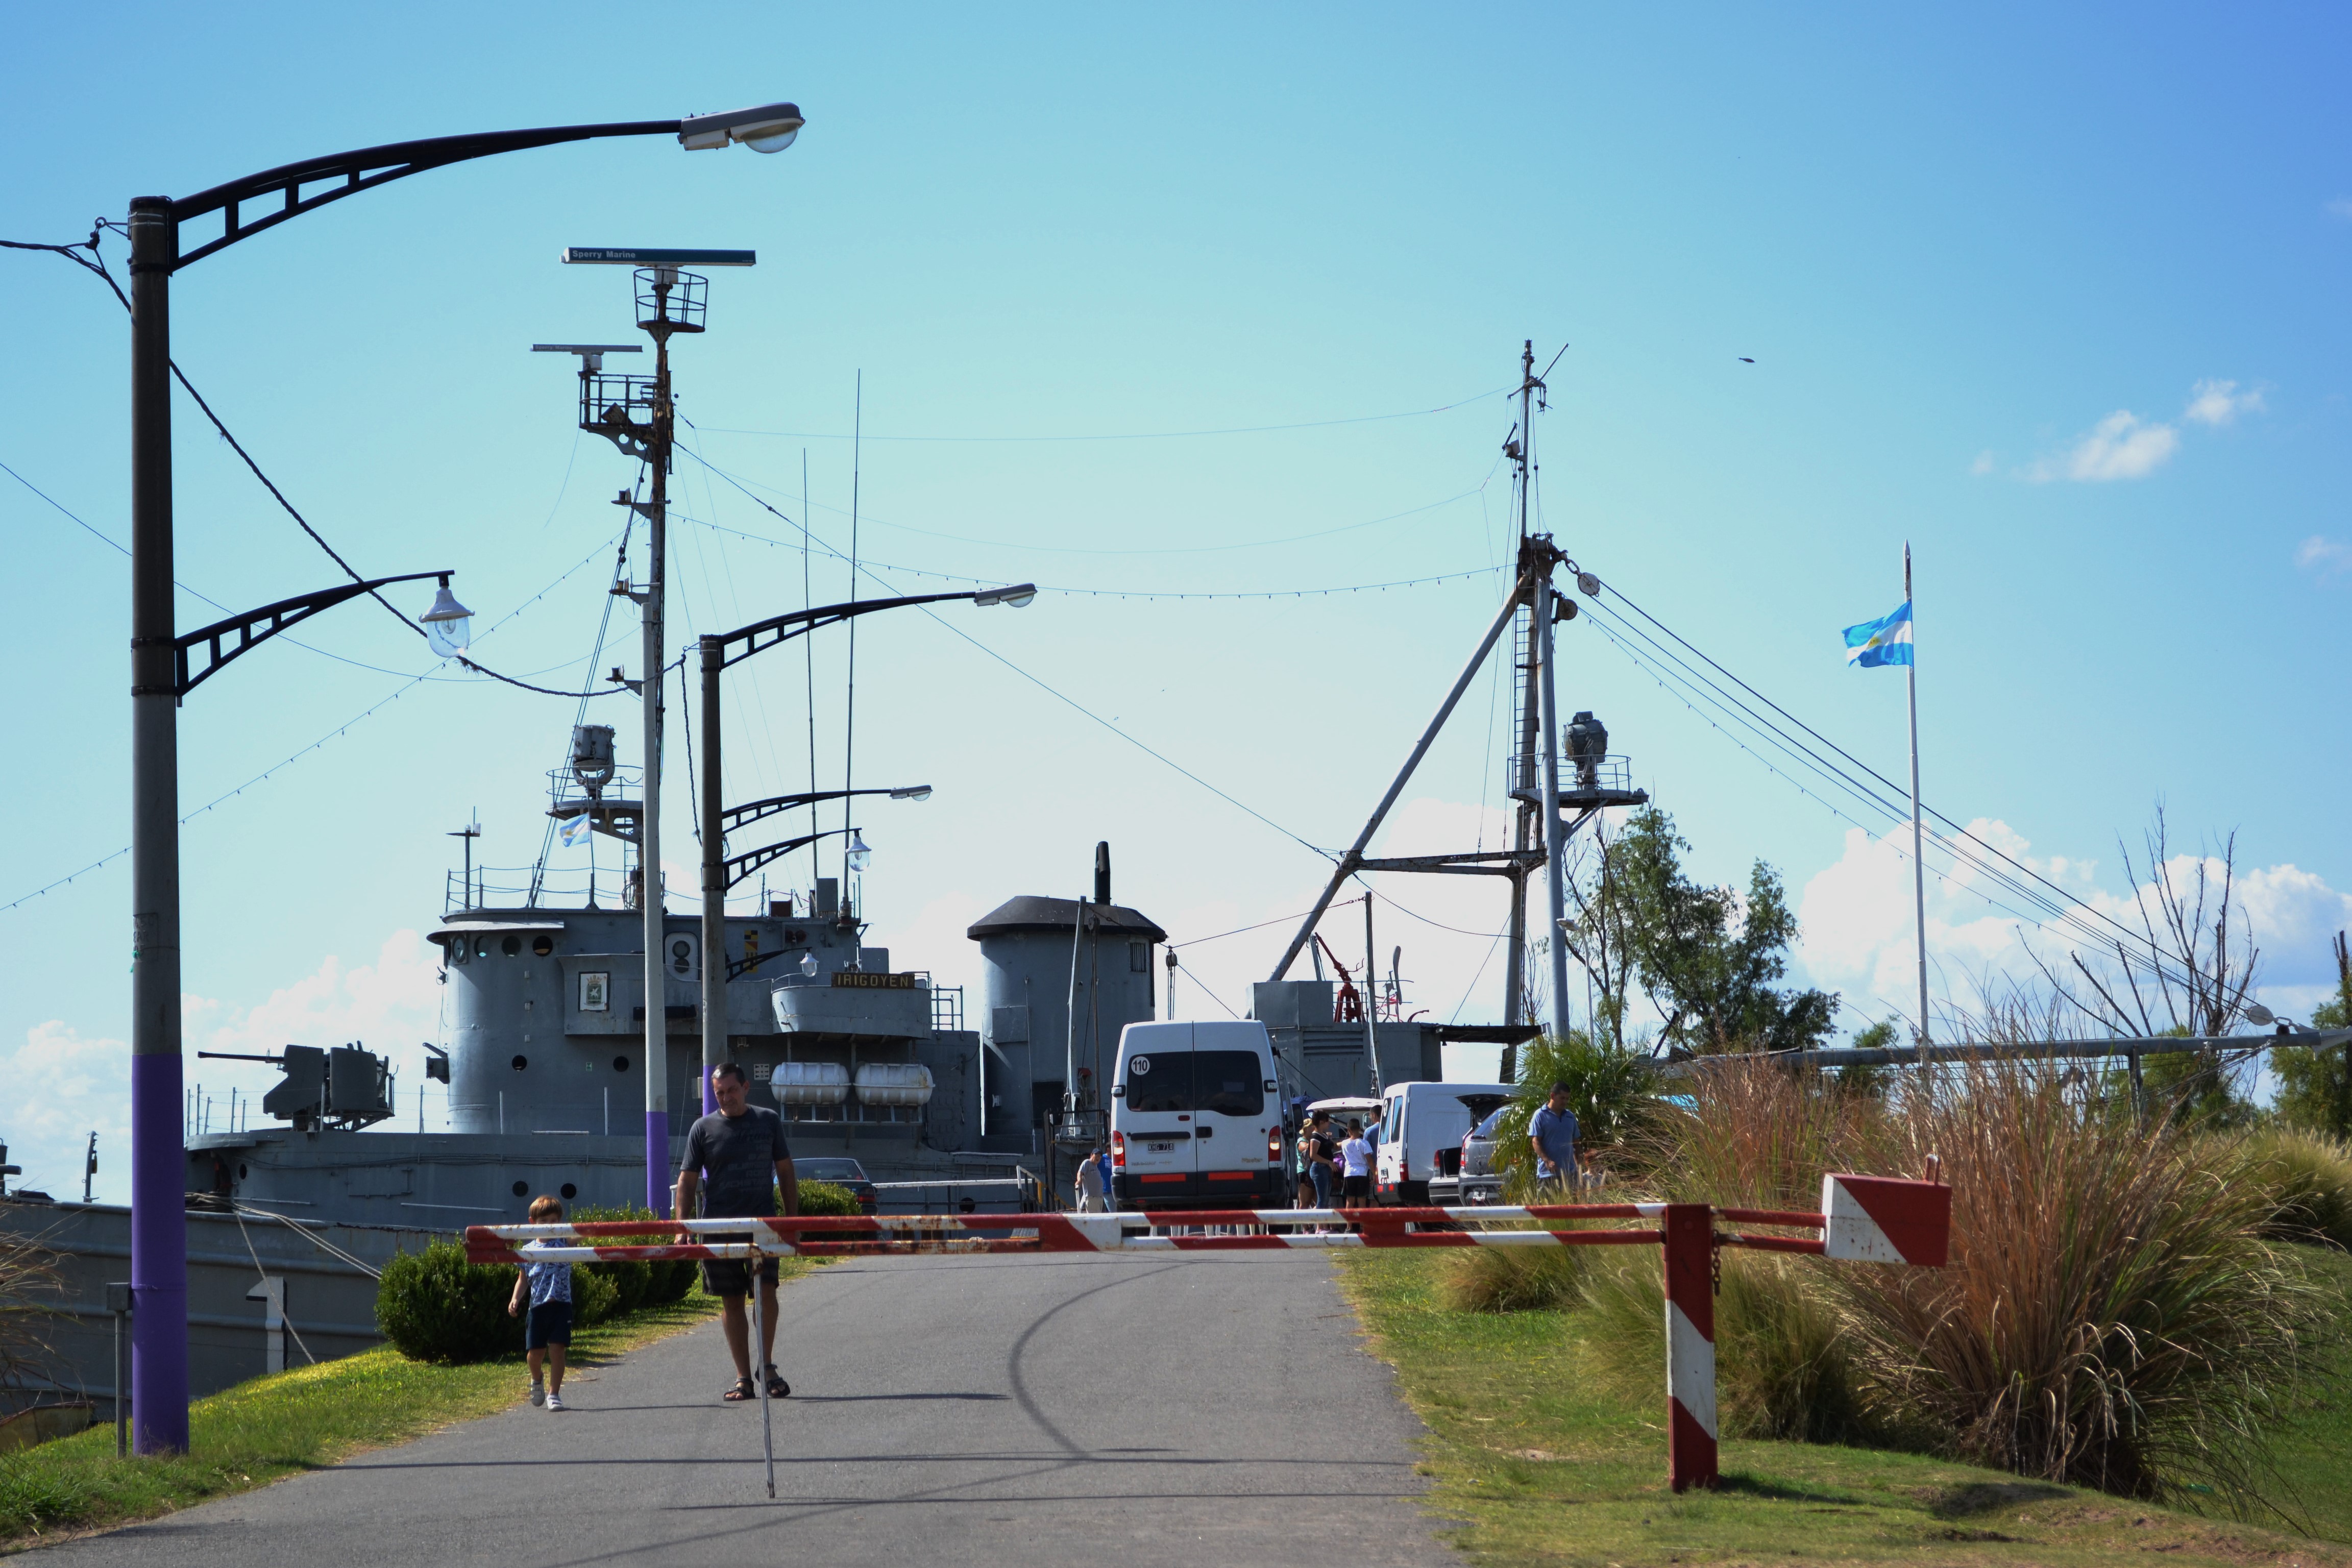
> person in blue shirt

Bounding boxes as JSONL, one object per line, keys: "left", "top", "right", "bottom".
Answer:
{"left": 506, "top": 1193, "right": 573, "bottom": 1410}
{"left": 1528, "top": 1082, "right": 1581, "bottom": 1191}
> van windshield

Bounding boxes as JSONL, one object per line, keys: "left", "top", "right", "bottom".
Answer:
{"left": 1122, "top": 1050, "right": 1264, "bottom": 1117}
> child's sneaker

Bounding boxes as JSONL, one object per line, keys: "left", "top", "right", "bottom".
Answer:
{"left": 528, "top": 1382, "right": 546, "bottom": 1407}
{"left": 545, "top": 1391, "right": 566, "bottom": 1411}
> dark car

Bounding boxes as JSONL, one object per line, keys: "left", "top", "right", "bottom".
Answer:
{"left": 796, "top": 1157, "right": 879, "bottom": 1214}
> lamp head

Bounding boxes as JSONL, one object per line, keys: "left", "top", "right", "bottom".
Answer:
{"left": 680, "top": 102, "right": 805, "bottom": 154}
{"left": 888, "top": 786, "right": 934, "bottom": 801}
{"left": 799, "top": 951, "right": 819, "bottom": 978}
{"left": 2243, "top": 1003, "right": 2276, "bottom": 1027}
{"left": 973, "top": 583, "right": 1038, "bottom": 608}
{"left": 845, "top": 830, "right": 872, "bottom": 874}
{"left": 421, "top": 575, "right": 473, "bottom": 656}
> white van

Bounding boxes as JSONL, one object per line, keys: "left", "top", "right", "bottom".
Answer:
{"left": 1109, "top": 1021, "right": 1284, "bottom": 1210}
{"left": 1373, "top": 1081, "right": 1514, "bottom": 1206}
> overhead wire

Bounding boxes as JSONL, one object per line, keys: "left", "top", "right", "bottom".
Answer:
{"left": 686, "top": 384, "right": 1511, "bottom": 446}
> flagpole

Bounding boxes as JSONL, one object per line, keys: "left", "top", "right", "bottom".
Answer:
{"left": 1905, "top": 543, "right": 1929, "bottom": 1056}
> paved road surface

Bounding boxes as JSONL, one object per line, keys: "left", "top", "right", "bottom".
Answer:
{"left": 34, "top": 1251, "right": 1457, "bottom": 1567}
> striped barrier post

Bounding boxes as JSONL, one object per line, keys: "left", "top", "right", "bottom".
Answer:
{"left": 1660, "top": 1203, "right": 1717, "bottom": 1491}
{"left": 464, "top": 1172, "right": 1950, "bottom": 1494}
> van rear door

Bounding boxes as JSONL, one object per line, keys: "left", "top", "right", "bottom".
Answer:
{"left": 1187, "top": 1021, "right": 1273, "bottom": 1206}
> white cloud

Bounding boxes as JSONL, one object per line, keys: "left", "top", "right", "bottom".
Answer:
{"left": 2325, "top": 196, "right": 2352, "bottom": 220}
{"left": 2296, "top": 535, "right": 2352, "bottom": 582}
{"left": 2183, "top": 378, "right": 2264, "bottom": 427}
{"left": 0, "top": 1022, "right": 133, "bottom": 1204}
{"left": 2026, "top": 410, "right": 2178, "bottom": 483}
{"left": 1969, "top": 450, "right": 1996, "bottom": 476}
{"left": 1794, "top": 820, "right": 2350, "bottom": 1038}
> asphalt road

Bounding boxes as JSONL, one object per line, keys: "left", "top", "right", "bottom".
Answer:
{"left": 34, "top": 1251, "right": 1459, "bottom": 1567}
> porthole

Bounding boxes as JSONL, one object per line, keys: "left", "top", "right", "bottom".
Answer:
{"left": 237, "top": 1163, "right": 248, "bottom": 1179}
{"left": 532, "top": 935, "right": 553, "bottom": 957}
{"left": 501, "top": 935, "right": 521, "bottom": 958}
{"left": 511, "top": 1054, "right": 529, "bottom": 1071}
{"left": 559, "top": 1183, "right": 578, "bottom": 1200}
{"left": 613, "top": 1055, "right": 630, "bottom": 1073}
{"left": 474, "top": 938, "right": 490, "bottom": 960}
{"left": 511, "top": 1180, "right": 528, "bottom": 1198}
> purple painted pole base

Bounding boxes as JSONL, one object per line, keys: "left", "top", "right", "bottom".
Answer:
{"left": 130, "top": 1052, "right": 189, "bottom": 1454}
{"left": 646, "top": 1110, "right": 670, "bottom": 1218}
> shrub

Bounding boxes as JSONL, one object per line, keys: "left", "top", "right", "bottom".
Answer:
{"left": 1442, "top": 1241, "right": 1585, "bottom": 1313}
{"left": 574, "top": 1205, "right": 695, "bottom": 1305}
{"left": 2231, "top": 1128, "right": 2352, "bottom": 1250}
{"left": 1492, "top": 1030, "right": 1661, "bottom": 1185}
{"left": 1831, "top": 1059, "right": 2337, "bottom": 1503}
{"left": 375, "top": 1241, "right": 518, "bottom": 1364}
{"left": 1579, "top": 1248, "right": 1868, "bottom": 1444}
{"left": 571, "top": 1265, "right": 620, "bottom": 1327}
{"left": 795, "top": 1181, "right": 860, "bottom": 1217}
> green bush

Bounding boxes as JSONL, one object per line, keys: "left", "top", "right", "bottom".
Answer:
{"left": 1441, "top": 1240, "right": 1585, "bottom": 1313}
{"left": 1580, "top": 1248, "right": 1869, "bottom": 1445}
{"left": 375, "top": 1241, "right": 518, "bottom": 1364}
{"left": 572, "top": 1265, "right": 620, "bottom": 1327}
{"left": 1492, "top": 1030, "right": 1660, "bottom": 1186}
{"left": 795, "top": 1180, "right": 860, "bottom": 1217}
{"left": 2234, "top": 1128, "right": 2352, "bottom": 1250}
{"left": 574, "top": 1205, "right": 696, "bottom": 1305}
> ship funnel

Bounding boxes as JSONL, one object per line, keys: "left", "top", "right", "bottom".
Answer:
{"left": 570, "top": 724, "right": 617, "bottom": 795}
{"left": 1094, "top": 841, "right": 1111, "bottom": 906}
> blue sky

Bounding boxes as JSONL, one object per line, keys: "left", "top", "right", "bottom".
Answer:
{"left": 6, "top": 5, "right": 2349, "bottom": 1199}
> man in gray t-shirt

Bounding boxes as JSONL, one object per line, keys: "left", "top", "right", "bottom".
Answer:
{"left": 676, "top": 1063, "right": 798, "bottom": 1402}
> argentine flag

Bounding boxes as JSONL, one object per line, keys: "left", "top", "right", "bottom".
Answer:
{"left": 1842, "top": 600, "right": 1913, "bottom": 668}
{"left": 559, "top": 811, "right": 595, "bottom": 848}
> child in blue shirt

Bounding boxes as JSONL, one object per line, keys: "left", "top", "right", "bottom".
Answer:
{"left": 506, "top": 1194, "right": 573, "bottom": 1410}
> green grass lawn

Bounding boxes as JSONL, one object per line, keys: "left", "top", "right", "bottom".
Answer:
{"left": 0, "top": 1276, "right": 772, "bottom": 1553}
{"left": 1336, "top": 1248, "right": 2352, "bottom": 1568}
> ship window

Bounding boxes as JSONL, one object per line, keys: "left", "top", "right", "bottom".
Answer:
{"left": 238, "top": 1164, "right": 248, "bottom": 1179}
{"left": 501, "top": 935, "right": 521, "bottom": 958}
{"left": 532, "top": 935, "right": 554, "bottom": 957}
{"left": 511, "top": 1055, "right": 529, "bottom": 1071}
{"left": 1130, "top": 940, "right": 1147, "bottom": 972}
{"left": 559, "top": 1183, "right": 578, "bottom": 1200}
{"left": 448, "top": 938, "right": 468, "bottom": 966}
{"left": 580, "top": 972, "right": 610, "bottom": 1013}
{"left": 474, "top": 938, "right": 490, "bottom": 960}
{"left": 613, "top": 1055, "right": 630, "bottom": 1073}
{"left": 511, "top": 1181, "right": 528, "bottom": 1197}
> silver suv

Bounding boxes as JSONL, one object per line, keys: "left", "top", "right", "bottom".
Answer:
{"left": 1457, "top": 1106, "right": 1508, "bottom": 1205}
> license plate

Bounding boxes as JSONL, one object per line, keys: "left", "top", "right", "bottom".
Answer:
{"left": 1147, "top": 1141, "right": 1176, "bottom": 1153}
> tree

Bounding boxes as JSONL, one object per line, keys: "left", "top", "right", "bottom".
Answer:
{"left": 2272, "top": 931, "right": 2351, "bottom": 1138}
{"left": 1564, "top": 806, "right": 1838, "bottom": 1054}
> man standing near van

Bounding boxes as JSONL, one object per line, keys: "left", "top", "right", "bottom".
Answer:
{"left": 676, "top": 1062, "right": 797, "bottom": 1404}
{"left": 1529, "top": 1082, "right": 1581, "bottom": 1192}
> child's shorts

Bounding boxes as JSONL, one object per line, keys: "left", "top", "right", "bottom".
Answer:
{"left": 526, "top": 1300, "right": 572, "bottom": 1349}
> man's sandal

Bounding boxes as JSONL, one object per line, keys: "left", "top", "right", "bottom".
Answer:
{"left": 723, "top": 1377, "right": 756, "bottom": 1403}
{"left": 763, "top": 1365, "right": 791, "bottom": 1399}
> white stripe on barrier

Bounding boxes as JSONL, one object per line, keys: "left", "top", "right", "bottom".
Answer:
{"left": 1665, "top": 1299, "right": 1718, "bottom": 1441}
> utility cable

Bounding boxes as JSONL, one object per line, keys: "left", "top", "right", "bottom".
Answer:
{"left": 687, "top": 384, "right": 1510, "bottom": 445}
{"left": 10, "top": 230, "right": 613, "bottom": 698}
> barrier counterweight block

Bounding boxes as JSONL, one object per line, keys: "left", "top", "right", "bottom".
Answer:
{"left": 1661, "top": 1202, "right": 1718, "bottom": 1491}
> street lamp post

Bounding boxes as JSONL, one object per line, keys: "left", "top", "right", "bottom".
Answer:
{"left": 120, "top": 101, "right": 802, "bottom": 1455}
{"left": 695, "top": 589, "right": 1034, "bottom": 1112}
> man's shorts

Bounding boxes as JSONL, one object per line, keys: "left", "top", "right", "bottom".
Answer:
{"left": 526, "top": 1300, "right": 572, "bottom": 1350}
{"left": 700, "top": 1235, "right": 781, "bottom": 1297}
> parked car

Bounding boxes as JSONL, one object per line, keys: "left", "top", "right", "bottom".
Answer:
{"left": 1372, "top": 1083, "right": 1512, "bottom": 1206}
{"left": 795, "top": 1157, "right": 878, "bottom": 1214}
{"left": 1455, "top": 1104, "right": 1510, "bottom": 1206}
{"left": 1111, "top": 1021, "right": 1285, "bottom": 1210}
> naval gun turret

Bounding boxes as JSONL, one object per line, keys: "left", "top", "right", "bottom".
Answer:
{"left": 195, "top": 1044, "right": 396, "bottom": 1132}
